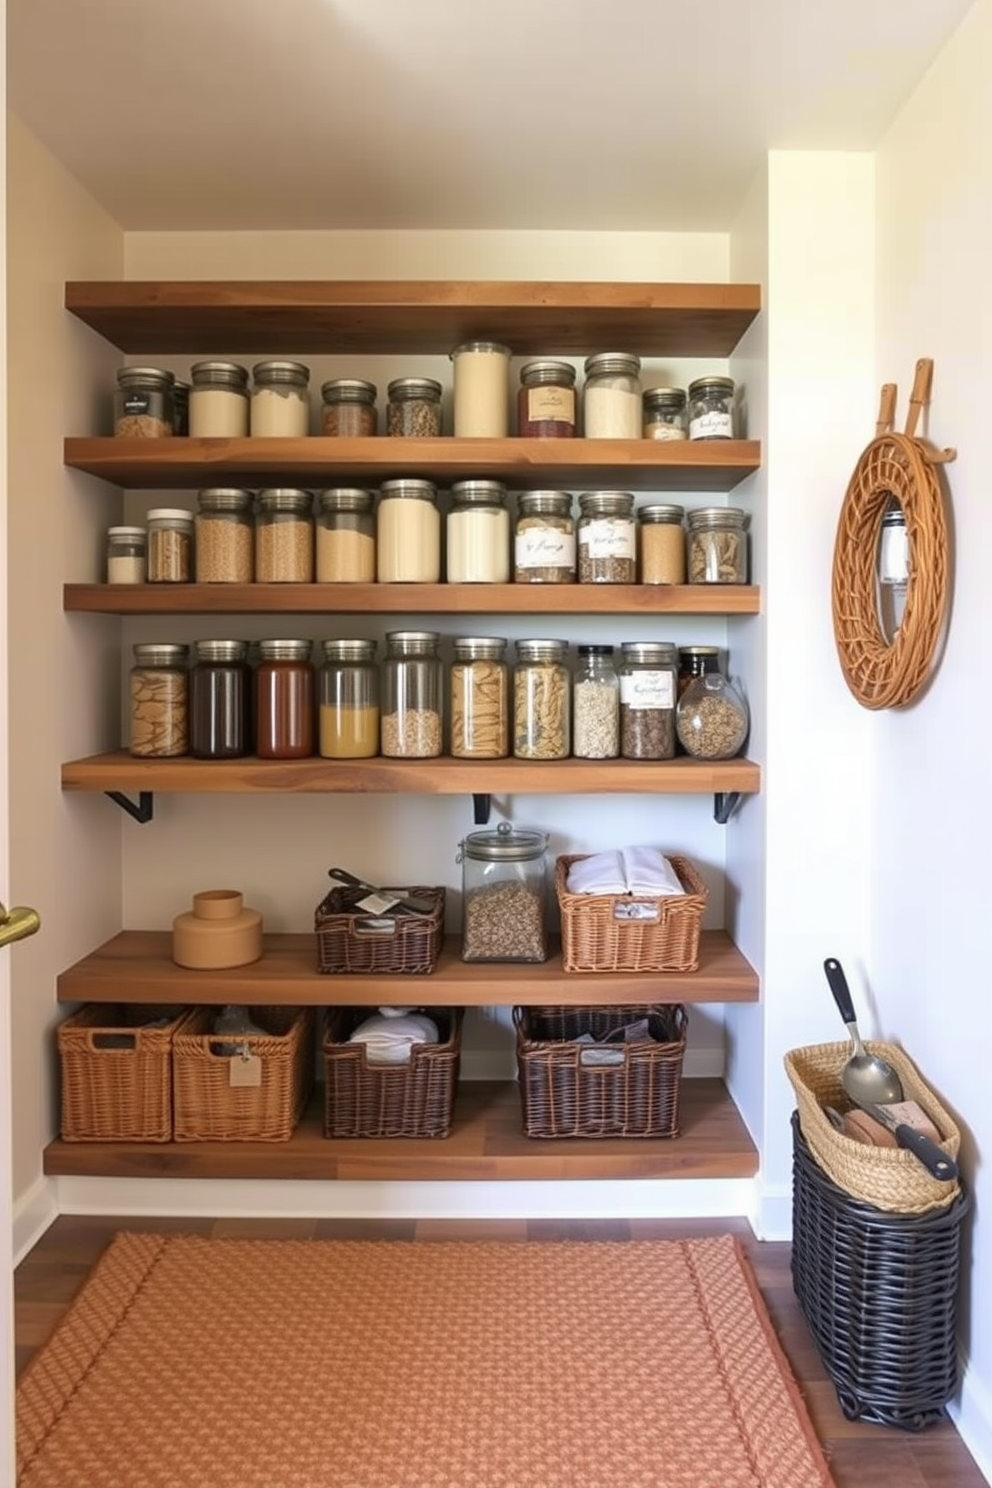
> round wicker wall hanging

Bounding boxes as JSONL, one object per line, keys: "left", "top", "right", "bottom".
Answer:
{"left": 831, "top": 358, "right": 955, "bottom": 710}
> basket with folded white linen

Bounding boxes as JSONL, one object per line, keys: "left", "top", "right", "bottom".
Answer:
{"left": 555, "top": 847, "right": 706, "bottom": 973}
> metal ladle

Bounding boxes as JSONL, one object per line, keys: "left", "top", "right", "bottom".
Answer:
{"left": 823, "top": 958, "right": 904, "bottom": 1105}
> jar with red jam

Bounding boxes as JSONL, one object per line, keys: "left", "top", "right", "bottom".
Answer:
{"left": 516, "top": 360, "right": 577, "bottom": 438}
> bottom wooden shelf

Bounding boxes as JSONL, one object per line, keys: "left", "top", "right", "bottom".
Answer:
{"left": 43, "top": 1078, "right": 757, "bottom": 1183}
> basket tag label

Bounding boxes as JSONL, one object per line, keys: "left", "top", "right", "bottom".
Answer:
{"left": 613, "top": 901, "right": 660, "bottom": 922}
{"left": 229, "top": 1054, "right": 262, "bottom": 1088}
{"left": 356, "top": 891, "right": 401, "bottom": 915}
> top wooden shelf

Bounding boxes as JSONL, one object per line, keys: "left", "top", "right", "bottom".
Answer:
{"left": 64, "top": 280, "right": 761, "bottom": 356}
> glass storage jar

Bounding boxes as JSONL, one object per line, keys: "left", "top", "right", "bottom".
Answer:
{"left": 638, "top": 504, "right": 686, "bottom": 585}
{"left": 517, "top": 360, "right": 577, "bottom": 438}
{"left": 194, "top": 488, "right": 254, "bottom": 583}
{"left": 386, "top": 378, "right": 443, "bottom": 437}
{"left": 316, "top": 489, "right": 375, "bottom": 582}
{"left": 255, "top": 489, "right": 314, "bottom": 582}
{"left": 114, "top": 366, "right": 175, "bottom": 438}
{"left": 572, "top": 644, "right": 619, "bottom": 759}
{"left": 677, "top": 673, "right": 749, "bottom": 759}
{"left": 687, "top": 506, "right": 748, "bottom": 583}
{"left": 577, "top": 491, "right": 636, "bottom": 583}
{"left": 450, "top": 637, "right": 509, "bottom": 760}
{"left": 188, "top": 361, "right": 250, "bottom": 437}
{"left": 320, "top": 379, "right": 377, "bottom": 436}
{"left": 319, "top": 638, "right": 379, "bottom": 759}
{"left": 255, "top": 639, "right": 315, "bottom": 759}
{"left": 450, "top": 341, "right": 511, "bottom": 436}
{"left": 250, "top": 360, "right": 311, "bottom": 436}
{"left": 582, "top": 353, "right": 642, "bottom": 438}
{"left": 377, "top": 479, "right": 441, "bottom": 583}
{"left": 687, "top": 376, "right": 736, "bottom": 441}
{"left": 381, "top": 630, "right": 443, "bottom": 758}
{"left": 172, "top": 380, "right": 190, "bottom": 436}
{"left": 513, "top": 639, "right": 570, "bottom": 760}
{"left": 446, "top": 480, "right": 510, "bottom": 583}
{"left": 619, "top": 641, "right": 677, "bottom": 760}
{"left": 129, "top": 643, "right": 189, "bottom": 758}
{"left": 642, "top": 386, "right": 687, "bottom": 441}
{"left": 514, "top": 491, "right": 576, "bottom": 584}
{"left": 106, "top": 526, "right": 146, "bottom": 584}
{"left": 678, "top": 645, "right": 722, "bottom": 698}
{"left": 459, "top": 821, "right": 549, "bottom": 963}
{"left": 190, "top": 639, "right": 250, "bottom": 759}
{"left": 147, "top": 508, "right": 193, "bottom": 583}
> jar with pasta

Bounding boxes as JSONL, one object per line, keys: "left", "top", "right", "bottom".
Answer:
{"left": 577, "top": 491, "right": 636, "bottom": 583}
{"left": 687, "top": 506, "right": 748, "bottom": 584}
{"left": 618, "top": 641, "right": 677, "bottom": 760}
{"left": 513, "top": 491, "right": 575, "bottom": 584}
{"left": 147, "top": 508, "right": 193, "bottom": 583}
{"left": 381, "top": 631, "right": 443, "bottom": 758}
{"left": 316, "top": 489, "right": 375, "bottom": 582}
{"left": 450, "top": 637, "right": 509, "bottom": 759}
{"left": 255, "top": 489, "right": 314, "bottom": 582}
{"left": 129, "top": 643, "right": 189, "bottom": 758}
{"left": 513, "top": 639, "right": 570, "bottom": 760}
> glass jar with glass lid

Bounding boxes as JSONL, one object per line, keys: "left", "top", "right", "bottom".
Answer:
{"left": 377, "top": 479, "right": 440, "bottom": 583}
{"left": 642, "top": 386, "right": 688, "bottom": 441}
{"left": 687, "top": 506, "right": 748, "bottom": 583}
{"left": 446, "top": 481, "right": 510, "bottom": 583}
{"left": 255, "top": 639, "right": 315, "bottom": 759}
{"left": 319, "top": 639, "right": 379, "bottom": 759}
{"left": 114, "top": 366, "right": 175, "bottom": 438}
{"left": 251, "top": 360, "right": 311, "bottom": 436}
{"left": 129, "top": 643, "right": 189, "bottom": 758}
{"left": 255, "top": 489, "right": 314, "bottom": 582}
{"left": 517, "top": 360, "right": 577, "bottom": 438}
{"left": 577, "top": 491, "right": 636, "bottom": 583}
{"left": 687, "top": 376, "right": 736, "bottom": 440}
{"left": 618, "top": 641, "right": 678, "bottom": 760}
{"left": 316, "top": 489, "right": 375, "bottom": 582}
{"left": 194, "top": 489, "right": 254, "bottom": 583}
{"left": 582, "top": 353, "right": 642, "bottom": 438}
{"left": 513, "top": 639, "right": 570, "bottom": 760}
{"left": 190, "top": 640, "right": 251, "bottom": 759}
{"left": 386, "top": 378, "right": 443, "bottom": 437}
{"left": 188, "top": 361, "right": 250, "bottom": 437}
{"left": 638, "top": 504, "right": 686, "bottom": 585}
{"left": 450, "top": 637, "right": 509, "bottom": 759}
{"left": 320, "top": 379, "right": 378, "bottom": 437}
{"left": 459, "top": 821, "right": 550, "bottom": 963}
{"left": 514, "top": 491, "right": 576, "bottom": 584}
{"left": 381, "top": 631, "right": 443, "bottom": 758}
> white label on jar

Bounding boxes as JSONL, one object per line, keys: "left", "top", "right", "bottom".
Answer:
{"left": 878, "top": 523, "right": 909, "bottom": 584}
{"left": 689, "top": 410, "right": 734, "bottom": 440}
{"left": 526, "top": 386, "right": 575, "bottom": 423}
{"left": 579, "top": 518, "right": 636, "bottom": 560}
{"left": 620, "top": 671, "right": 674, "bottom": 709}
{"left": 583, "top": 386, "right": 642, "bottom": 438}
{"left": 515, "top": 528, "right": 576, "bottom": 569}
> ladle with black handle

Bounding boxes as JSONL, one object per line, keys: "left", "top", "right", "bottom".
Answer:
{"left": 823, "top": 957, "right": 903, "bottom": 1105}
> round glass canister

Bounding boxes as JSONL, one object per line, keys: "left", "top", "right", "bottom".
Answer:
{"left": 517, "top": 360, "right": 577, "bottom": 438}
{"left": 381, "top": 630, "right": 443, "bottom": 758}
{"left": 147, "top": 508, "right": 193, "bottom": 583}
{"left": 376, "top": 479, "right": 441, "bottom": 583}
{"left": 514, "top": 491, "right": 576, "bottom": 584}
{"left": 459, "top": 821, "right": 549, "bottom": 963}
{"left": 320, "top": 379, "right": 378, "bottom": 437}
{"left": 450, "top": 637, "right": 509, "bottom": 759}
{"left": 450, "top": 341, "right": 511, "bottom": 437}
{"left": 387, "top": 378, "right": 443, "bottom": 437}
{"left": 678, "top": 645, "right": 722, "bottom": 699}
{"left": 250, "top": 360, "right": 311, "bottom": 436}
{"left": 316, "top": 489, "right": 375, "bottom": 582}
{"left": 129, "top": 643, "right": 189, "bottom": 758}
{"left": 642, "top": 386, "right": 687, "bottom": 441}
{"left": 446, "top": 480, "right": 510, "bottom": 583}
{"left": 577, "top": 491, "right": 636, "bottom": 583}
{"left": 255, "top": 489, "right": 314, "bottom": 582}
{"left": 106, "top": 526, "right": 146, "bottom": 584}
{"left": 676, "top": 673, "right": 749, "bottom": 759}
{"left": 114, "top": 366, "right": 175, "bottom": 438}
{"left": 513, "top": 639, "right": 570, "bottom": 760}
{"left": 687, "top": 375, "right": 736, "bottom": 441}
{"left": 319, "top": 638, "right": 379, "bottom": 759}
{"left": 639, "top": 504, "right": 686, "bottom": 585}
{"left": 687, "top": 506, "right": 748, "bottom": 584}
{"left": 189, "top": 639, "right": 251, "bottom": 759}
{"left": 194, "top": 489, "right": 254, "bottom": 583}
{"left": 255, "top": 638, "right": 315, "bottom": 759}
{"left": 618, "top": 641, "right": 678, "bottom": 760}
{"left": 572, "top": 644, "right": 619, "bottom": 760}
{"left": 188, "top": 361, "right": 250, "bottom": 437}
{"left": 582, "top": 353, "right": 642, "bottom": 438}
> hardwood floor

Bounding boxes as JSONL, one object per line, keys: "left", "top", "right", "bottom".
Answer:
{"left": 14, "top": 1215, "right": 987, "bottom": 1488}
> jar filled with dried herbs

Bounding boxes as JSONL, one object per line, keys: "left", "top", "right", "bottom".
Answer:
{"left": 514, "top": 491, "right": 576, "bottom": 584}
{"left": 450, "top": 637, "right": 509, "bottom": 759}
{"left": 129, "top": 643, "right": 189, "bottom": 757}
{"left": 577, "top": 491, "right": 636, "bottom": 583}
{"left": 513, "top": 639, "right": 570, "bottom": 760}
{"left": 618, "top": 641, "right": 677, "bottom": 760}
{"left": 687, "top": 507, "right": 748, "bottom": 584}
{"left": 386, "top": 378, "right": 443, "bottom": 437}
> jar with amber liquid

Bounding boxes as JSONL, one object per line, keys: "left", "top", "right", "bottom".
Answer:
{"left": 255, "top": 639, "right": 315, "bottom": 759}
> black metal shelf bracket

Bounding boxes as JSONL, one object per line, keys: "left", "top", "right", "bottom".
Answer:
{"left": 713, "top": 792, "right": 741, "bottom": 825}
{"left": 472, "top": 793, "right": 491, "bottom": 826}
{"left": 105, "top": 790, "right": 154, "bottom": 824}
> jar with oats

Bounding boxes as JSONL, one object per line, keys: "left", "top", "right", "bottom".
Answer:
{"left": 251, "top": 360, "right": 311, "bottom": 436}
{"left": 387, "top": 378, "right": 443, "bottom": 437}
{"left": 514, "top": 491, "right": 576, "bottom": 584}
{"left": 619, "top": 641, "right": 677, "bottom": 760}
{"left": 319, "top": 638, "right": 379, "bottom": 759}
{"left": 677, "top": 673, "right": 748, "bottom": 759}
{"left": 320, "top": 379, "right": 378, "bottom": 437}
{"left": 255, "top": 639, "right": 315, "bottom": 759}
{"left": 195, "top": 489, "right": 254, "bottom": 583}
{"left": 316, "top": 489, "right": 375, "bottom": 583}
{"left": 638, "top": 504, "right": 686, "bottom": 585}
{"left": 572, "top": 645, "right": 619, "bottom": 759}
{"left": 687, "top": 506, "right": 748, "bottom": 584}
{"left": 459, "top": 822, "right": 549, "bottom": 963}
{"left": 577, "top": 492, "right": 636, "bottom": 583}
{"left": 381, "top": 631, "right": 443, "bottom": 759}
{"left": 147, "top": 508, "right": 194, "bottom": 583}
{"left": 513, "top": 639, "right": 570, "bottom": 760}
{"left": 129, "top": 643, "right": 189, "bottom": 758}
{"left": 255, "top": 489, "right": 314, "bottom": 582}
{"left": 450, "top": 637, "right": 509, "bottom": 759}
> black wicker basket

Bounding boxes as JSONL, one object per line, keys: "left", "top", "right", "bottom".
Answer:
{"left": 791, "top": 1110, "right": 968, "bottom": 1430}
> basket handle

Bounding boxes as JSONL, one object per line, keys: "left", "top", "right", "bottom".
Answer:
{"left": 89, "top": 1031, "right": 138, "bottom": 1052}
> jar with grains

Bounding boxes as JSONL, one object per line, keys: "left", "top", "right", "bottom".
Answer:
{"left": 577, "top": 491, "right": 636, "bottom": 583}
{"left": 172, "top": 380, "right": 190, "bottom": 436}
{"left": 450, "top": 637, "right": 509, "bottom": 759}
{"left": 642, "top": 386, "right": 687, "bottom": 441}
{"left": 514, "top": 491, "right": 576, "bottom": 584}
{"left": 446, "top": 481, "right": 510, "bottom": 583}
{"left": 129, "top": 643, "right": 189, "bottom": 758}
{"left": 513, "top": 639, "right": 570, "bottom": 760}
{"left": 194, "top": 489, "right": 254, "bottom": 583}
{"left": 687, "top": 506, "right": 748, "bottom": 584}
{"left": 387, "top": 378, "right": 443, "bottom": 437}
{"left": 319, "top": 638, "right": 379, "bottom": 759}
{"left": 255, "top": 489, "right": 314, "bottom": 582}
{"left": 572, "top": 644, "right": 619, "bottom": 760}
{"left": 316, "top": 489, "right": 375, "bottom": 583}
{"left": 250, "top": 360, "right": 311, "bottom": 436}
{"left": 320, "top": 379, "right": 377, "bottom": 437}
{"left": 517, "top": 360, "right": 577, "bottom": 438}
{"left": 582, "top": 353, "right": 642, "bottom": 438}
{"left": 381, "top": 631, "right": 443, "bottom": 758}
{"left": 619, "top": 641, "right": 677, "bottom": 760}
{"left": 459, "top": 822, "right": 549, "bottom": 963}
{"left": 376, "top": 479, "right": 440, "bottom": 583}
{"left": 106, "top": 526, "right": 146, "bottom": 584}
{"left": 450, "top": 341, "right": 511, "bottom": 436}
{"left": 678, "top": 645, "right": 722, "bottom": 699}
{"left": 188, "top": 361, "right": 250, "bottom": 437}
{"left": 638, "top": 504, "right": 686, "bottom": 585}
{"left": 255, "top": 639, "right": 315, "bottom": 759}
{"left": 677, "top": 673, "right": 748, "bottom": 759}
{"left": 190, "top": 640, "right": 250, "bottom": 759}
{"left": 687, "top": 376, "right": 736, "bottom": 441}
{"left": 114, "top": 367, "right": 175, "bottom": 438}
{"left": 147, "top": 508, "right": 193, "bottom": 583}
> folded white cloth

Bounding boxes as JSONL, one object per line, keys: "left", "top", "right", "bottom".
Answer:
{"left": 349, "top": 1012, "right": 439, "bottom": 1065}
{"left": 565, "top": 846, "right": 684, "bottom": 897}
{"left": 622, "top": 845, "right": 684, "bottom": 896}
{"left": 564, "top": 850, "right": 627, "bottom": 896}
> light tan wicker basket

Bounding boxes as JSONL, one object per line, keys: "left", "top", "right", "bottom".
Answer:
{"left": 172, "top": 1006, "right": 314, "bottom": 1142}
{"left": 555, "top": 854, "right": 706, "bottom": 973}
{"left": 58, "top": 1003, "right": 192, "bottom": 1143}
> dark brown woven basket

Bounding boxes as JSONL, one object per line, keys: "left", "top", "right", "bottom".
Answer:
{"left": 58, "top": 1003, "right": 192, "bottom": 1143}
{"left": 172, "top": 1006, "right": 314, "bottom": 1142}
{"left": 315, "top": 885, "right": 445, "bottom": 974}
{"left": 514, "top": 1004, "right": 687, "bottom": 1139}
{"left": 322, "top": 1007, "right": 462, "bottom": 1138}
{"left": 791, "top": 1111, "right": 968, "bottom": 1430}
{"left": 555, "top": 855, "right": 706, "bottom": 973}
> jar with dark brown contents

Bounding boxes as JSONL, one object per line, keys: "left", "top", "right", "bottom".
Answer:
{"left": 514, "top": 491, "right": 575, "bottom": 584}
{"left": 320, "top": 379, "right": 378, "bottom": 436}
{"left": 577, "top": 492, "right": 636, "bottom": 583}
{"left": 190, "top": 640, "right": 251, "bottom": 759}
{"left": 386, "top": 378, "right": 442, "bottom": 437}
{"left": 618, "top": 641, "right": 677, "bottom": 760}
{"left": 129, "top": 643, "right": 189, "bottom": 757}
{"left": 677, "top": 645, "right": 722, "bottom": 698}
{"left": 517, "top": 360, "right": 577, "bottom": 437}
{"left": 255, "top": 639, "right": 315, "bottom": 759}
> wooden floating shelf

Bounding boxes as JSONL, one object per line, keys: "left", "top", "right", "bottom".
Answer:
{"left": 42, "top": 1079, "right": 758, "bottom": 1182}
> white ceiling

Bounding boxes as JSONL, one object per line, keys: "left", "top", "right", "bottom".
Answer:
{"left": 6, "top": 0, "right": 974, "bottom": 233}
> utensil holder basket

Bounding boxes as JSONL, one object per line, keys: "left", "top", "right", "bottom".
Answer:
{"left": 314, "top": 886, "right": 445, "bottom": 974}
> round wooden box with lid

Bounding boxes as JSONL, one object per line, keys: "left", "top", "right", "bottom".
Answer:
{"left": 172, "top": 889, "right": 263, "bottom": 969}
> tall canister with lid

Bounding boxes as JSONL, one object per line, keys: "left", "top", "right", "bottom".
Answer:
{"left": 190, "top": 640, "right": 251, "bottom": 759}
{"left": 513, "top": 639, "right": 570, "bottom": 760}
{"left": 450, "top": 342, "right": 511, "bottom": 436}
{"left": 446, "top": 481, "right": 510, "bottom": 582}
{"left": 619, "top": 641, "right": 678, "bottom": 760}
{"left": 460, "top": 822, "right": 549, "bottom": 963}
{"left": 450, "top": 637, "right": 509, "bottom": 759}
{"left": 195, "top": 489, "right": 254, "bottom": 583}
{"left": 381, "top": 631, "right": 443, "bottom": 758}
{"left": 319, "top": 639, "right": 379, "bottom": 759}
{"left": 129, "top": 643, "right": 189, "bottom": 758}
{"left": 255, "top": 489, "right": 314, "bottom": 582}
{"left": 255, "top": 639, "right": 315, "bottom": 759}
{"left": 377, "top": 480, "right": 440, "bottom": 583}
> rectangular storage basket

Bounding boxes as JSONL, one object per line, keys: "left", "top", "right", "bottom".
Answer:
{"left": 322, "top": 1006, "right": 462, "bottom": 1137}
{"left": 555, "top": 854, "right": 706, "bottom": 973}
{"left": 315, "top": 885, "right": 445, "bottom": 975}
{"left": 58, "top": 1003, "right": 191, "bottom": 1143}
{"left": 514, "top": 1003, "right": 687, "bottom": 1139}
{"left": 172, "top": 1005, "right": 314, "bottom": 1142}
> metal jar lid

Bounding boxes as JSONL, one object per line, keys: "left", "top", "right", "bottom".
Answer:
{"left": 189, "top": 360, "right": 250, "bottom": 389}
{"left": 462, "top": 820, "right": 549, "bottom": 862}
{"left": 379, "top": 479, "right": 437, "bottom": 502}
{"left": 197, "top": 488, "right": 254, "bottom": 513}
{"left": 450, "top": 341, "right": 512, "bottom": 359}
{"left": 679, "top": 645, "right": 721, "bottom": 659}
{"left": 639, "top": 504, "right": 685, "bottom": 525}
{"left": 688, "top": 375, "right": 735, "bottom": 398}
{"left": 385, "top": 630, "right": 441, "bottom": 657}
{"left": 450, "top": 480, "right": 508, "bottom": 506}
{"left": 257, "top": 639, "right": 313, "bottom": 662}
{"left": 517, "top": 491, "right": 573, "bottom": 517}
{"left": 578, "top": 491, "right": 635, "bottom": 517}
{"left": 687, "top": 506, "right": 748, "bottom": 530}
{"left": 519, "top": 360, "right": 576, "bottom": 387}
{"left": 387, "top": 377, "right": 442, "bottom": 402}
{"left": 256, "top": 488, "right": 313, "bottom": 514}
{"left": 320, "top": 378, "right": 377, "bottom": 404}
{"left": 318, "top": 488, "right": 374, "bottom": 514}
{"left": 515, "top": 638, "right": 568, "bottom": 664}
{"left": 194, "top": 640, "right": 249, "bottom": 663}
{"left": 132, "top": 643, "right": 188, "bottom": 665}
{"left": 321, "top": 638, "right": 378, "bottom": 663}
{"left": 252, "top": 359, "right": 311, "bottom": 387}
{"left": 620, "top": 641, "right": 678, "bottom": 666}
{"left": 453, "top": 637, "right": 507, "bottom": 662}
{"left": 583, "top": 352, "right": 641, "bottom": 378}
{"left": 643, "top": 386, "right": 687, "bottom": 410}
{"left": 116, "top": 366, "right": 175, "bottom": 389}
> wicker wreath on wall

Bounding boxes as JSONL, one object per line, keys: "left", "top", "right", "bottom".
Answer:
{"left": 831, "top": 359, "right": 955, "bottom": 710}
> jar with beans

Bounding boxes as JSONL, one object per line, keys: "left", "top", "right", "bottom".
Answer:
{"left": 513, "top": 639, "right": 570, "bottom": 760}
{"left": 450, "top": 637, "right": 509, "bottom": 759}
{"left": 513, "top": 491, "right": 576, "bottom": 584}
{"left": 517, "top": 360, "right": 577, "bottom": 438}
{"left": 195, "top": 489, "right": 254, "bottom": 583}
{"left": 618, "top": 641, "right": 677, "bottom": 760}
{"left": 577, "top": 492, "right": 636, "bottom": 583}
{"left": 189, "top": 639, "right": 251, "bottom": 759}
{"left": 638, "top": 504, "right": 686, "bottom": 585}
{"left": 147, "top": 508, "right": 194, "bottom": 583}
{"left": 572, "top": 645, "right": 619, "bottom": 759}
{"left": 381, "top": 631, "right": 443, "bottom": 758}
{"left": 386, "top": 378, "right": 443, "bottom": 437}
{"left": 255, "top": 489, "right": 314, "bottom": 582}
{"left": 676, "top": 674, "right": 749, "bottom": 759}
{"left": 316, "top": 489, "right": 375, "bottom": 583}
{"left": 320, "top": 379, "right": 378, "bottom": 437}
{"left": 255, "top": 639, "right": 315, "bottom": 759}
{"left": 319, "top": 639, "right": 379, "bottom": 759}
{"left": 459, "top": 822, "right": 549, "bottom": 964}
{"left": 687, "top": 507, "right": 748, "bottom": 584}
{"left": 188, "top": 361, "right": 250, "bottom": 437}
{"left": 114, "top": 367, "right": 175, "bottom": 438}
{"left": 687, "top": 376, "right": 736, "bottom": 440}
{"left": 129, "top": 643, "right": 189, "bottom": 758}
{"left": 642, "top": 386, "right": 687, "bottom": 441}
{"left": 251, "top": 360, "right": 311, "bottom": 436}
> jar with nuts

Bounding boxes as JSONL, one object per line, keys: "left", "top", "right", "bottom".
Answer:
{"left": 459, "top": 821, "right": 549, "bottom": 963}
{"left": 686, "top": 506, "right": 748, "bottom": 584}
{"left": 676, "top": 674, "right": 749, "bottom": 759}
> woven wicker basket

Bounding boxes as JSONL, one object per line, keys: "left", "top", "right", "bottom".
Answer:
{"left": 322, "top": 1007, "right": 463, "bottom": 1138}
{"left": 555, "top": 855, "right": 706, "bottom": 973}
{"left": 784, "top": 1039, "right": 961, "bottom": 1215}
{"left": 58, "top": 1003, "right": 191, "bottom": 1143}
{"left": 315, "top": 886, "right": 445, "bottom": 975}
{"left": 172, "top": 1006, "right": 314, "bottom": 1142}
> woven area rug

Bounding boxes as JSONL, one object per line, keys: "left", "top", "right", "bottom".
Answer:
{"left": 17, "top": 1233, "right": 834, "bottom": 1488}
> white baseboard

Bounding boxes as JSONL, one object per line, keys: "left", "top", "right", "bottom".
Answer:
{"left": 12, "top": 1175, "right": 58, "bottom": 1266}
{"left": 950, "top": 1361, "right": 992, "bottom": 1486}
{"left": 751, "top": 1180, "right": 793, "bottom": 1241}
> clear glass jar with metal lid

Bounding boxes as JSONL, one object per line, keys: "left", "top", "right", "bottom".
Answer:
{"left": 577, "top": 491, "right": 636, "bottom": 583}
{"left": 114, "top": 366, "right": 175, "bottom": 438}
{"left": 639, "top": 504, "right": 686, "bottom": 585}
{"left": 377, "top": 479, "right": 440, "bottom": 583}
{"left": 320, "top": 379, "right": 378, "bottom": 437}
{"left": 582, "top": 353, "right": 642, "bottom": 438}
{"left": 513, "top": 639, "right": 570, "bottom": 760}
{"left": 687, "top": 376, "right": 736, "bottom": 440}
{"left": 517, "top": 360, "right": 577, "bottom": 438}
{"left": 450, "top": 637, "right": 509, "bottom": 759}
{"left": 514, "top": 491, "right": 576, "bottom": 584}
{"left": 255, "top": 489, "right": 314, "bottom": 582}
{"left": 194, "top": 489, "right": 254, "bottom": 583}
{"left": 459, "top": 821, "right": 549, "bottom": 963}
{"left": 319, "top": 638, "right": 379, "bottom": 759}
{"left": 446, "top": 481, "right": 510, "bottom": 583}
{"left": 172, "top": 380, "right": 190, "bottom": 436}
{"left": 386, "top": 378, "right": 443, "bottom": 437}
{"left": 678, "top": 645, "right": 722, "bottom": 698}
{"left": 642, "top": 386, "right": 688, "bottom": 441}
{"left": 188, "top": 361, "right": 250, "bottom": 437}
{"left": 450, "top": 341, "right": 511, "bottom": 436}
{"left": 255, "top": 638, "right": 315, "bottom": 759}
{"left": 106, "top": 526, "right": 146, "bottom": 584}
{"left": 251, "top": 360, "right": 311, "bottom": 437}
{"left": 147, "top": 508, "right": 194, "bottom": 582}
{"left": 687, "top": 506, "right": 748, "bottom": 583}
{"left": 381, "top": 631, "right": 443, "bottom": 758}
{"left": 316, "top": 489, "right": 375, "bottom": 583}
{"left": 129, "top": 643, "right": 189, "bottom": 758}
{"left": 573, "top": 644, "right": 619, "bottom": 759}
{"left": 619, "top": 641, "right": 678, "bottom": 760}
{"left": 190, "top": 639, "right": 251, "bottom": 759}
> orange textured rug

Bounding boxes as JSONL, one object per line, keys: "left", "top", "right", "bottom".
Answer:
{"left": 16, "top": 1233, "right": 834, "bottom": 1488}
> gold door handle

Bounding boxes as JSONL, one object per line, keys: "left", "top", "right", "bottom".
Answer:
{"left": 0, "top": 901, "right": 41, "bottom": 948}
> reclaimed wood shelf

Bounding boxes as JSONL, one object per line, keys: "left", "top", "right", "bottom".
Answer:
{"left": 42, "top": 1078, "right": 758, "bottom": 1182}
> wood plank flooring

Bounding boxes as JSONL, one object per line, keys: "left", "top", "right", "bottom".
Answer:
{"left": 14, "top": 1215, "right": 987, "bottom": 1488}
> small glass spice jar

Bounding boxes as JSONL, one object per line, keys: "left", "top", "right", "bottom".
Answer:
{"left": 106, "top": 526, "right": 146, "bottom": 584}
{"left": 450, "top": 637, "right": 509, "bottom": 760}
{"left": 319, "top": 638, "right": 379, "bottom": 759}
{"left": 377, "top": 479, "right": 441, "bottom": 583}
{"left": 255, "top": 489, "right": 314, "bottom": 582}
{"left": 316, "top": 489, "right": 375, "bottom": 583}
{"left": 687, "top": 376, "right": 736, "bottom": 440}
{"left": 450, "top": 342, "right": 511, "bottom": 436}
{"left": 381, "top": 631, "right": 443, "bottom": 758}
{"left": 386, "top": 378, "right": 443, "bottom": 437}
{"left": 514, "top": 491, "right": 576, "bottom": 584}
{"left": 255, "top": 639, "right": 315, "bottom": 759}
{"left": 320, "top": 379, "right": 378, "bottom": 437}
{"left": 687, "top": 506, "right": 748, "bottom": 583}
{"left": 678, "top": 645, "right": 722, "bottom": 698}
{"left": 194, "top": 489, "right": 254, "bottom": 584}
{"left": 146, "top": 508, "right": 194, "bottom": 583}
{"left": 114, "top": 367, "right": 175, "bottom": 438}
{"left": 251, "top": 360, "right": 311, "bottom": 436}
{"left": 638, "top": 504, "right": 686, "bottom": 585}
{"left": 188, "top": 361, "right": 250, "bottom": 437}
{"left": 577, "top": 491, "right": 636, "bottom": 583}
{"left": 582, "top": 353, "right": 642, "bottom": 438}
{"left": 129, "top": 643, "right": 189, "bottom": 758}
{"left": 190, "top": 639, "right": 251, "bottom": 759}
{"left": 517, "top": 360, "right": 577, "bottom": 438}
{"left": 642, "top": 386, "right": 687, "bottom": 441}
{"left": 572, "top": 644, "right": 619, "bottom": 760}
{"left": 446, "top": 481, "right": 510, "bottom": 583}
{"left": 513, "top": 639, "right": 570, "bottom": 760}
{"left": 619, "top": 641, "right": 678, "bottom": 760}
{"left": 459, "top": 822, "right": 549, "bottom": 964}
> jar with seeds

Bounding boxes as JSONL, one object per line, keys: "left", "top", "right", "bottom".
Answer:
{"left": 572, "top": 643, "right": 619, "bottom": 759}
{"left": 147, "top": 508, "right": 193, "bottom": 582}
{"left": 514, "top": 491, "right": 576, "bottom": 584}
{"left": 577, "top": 491, "right": 636, "bottom": 583}
{"left": 114, "top": 366, "right": 175, "bottom": 438}
{"left": 320, "top": 379, "right": 378, "bottom": 437}
{"left": 450, "top": 637, "right": 509, "bottom": 759}
{"left": 387, "top": 378, "right": 443, "bottom": 437}
{"left": 513, "top": 639, "right": 570, "bottom": 760}
{"left": 459, "top": 822, "right": 549, "bottom": 963}
{"left": 255, "top": 489, "right": 314, "bottom": 582}
{"left": 129, "top": 643, "right": 189, "bottom": 757}
{"left": 195, "top": 489, "right": 254, "bottom": 583}
{"left": 677, "top": 673, "right": 748, "bottom": 759}
{"left": 619, "top": 641, "right": 677, "bottom": 760}
{"left": 687, "top": 506, "right": 748, "bottom": 584}
{"left": 381, "top": 631, "right": 443, "bottom": 758}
